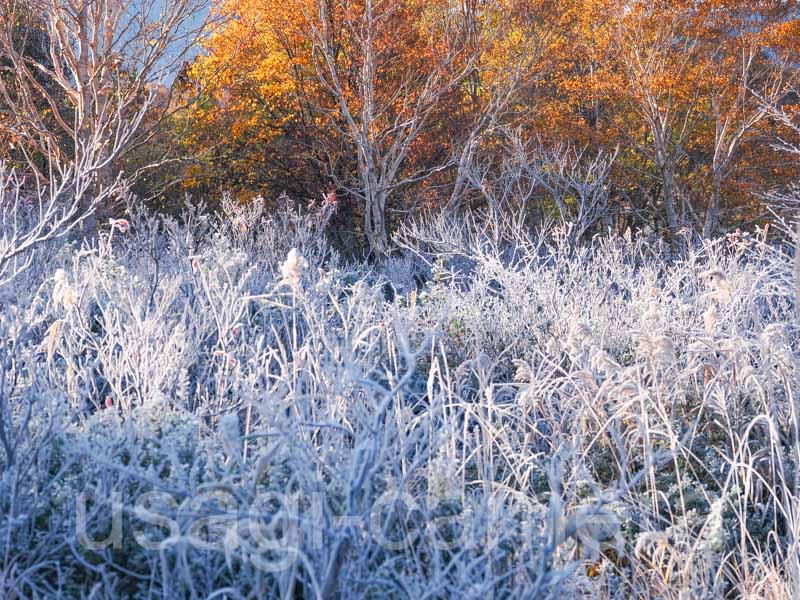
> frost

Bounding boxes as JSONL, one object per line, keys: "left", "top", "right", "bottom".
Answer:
{"left": 0, "top": 205, "right": 798, "bottom": 598}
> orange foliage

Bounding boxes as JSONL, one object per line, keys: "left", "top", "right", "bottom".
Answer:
{"left": 181, "top": 0, "right": 800, "bottom": 236}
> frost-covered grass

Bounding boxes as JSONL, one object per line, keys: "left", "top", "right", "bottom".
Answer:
{"left": 0, "top": 200, "right": 798, "bottom": 598}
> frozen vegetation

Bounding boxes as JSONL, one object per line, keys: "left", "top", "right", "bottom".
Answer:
{"left": 0, "top": 196, "right": 798, "bottom": 599}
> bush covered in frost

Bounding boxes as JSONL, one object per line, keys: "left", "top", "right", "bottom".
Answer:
{"left": 0, "top": 197, "right": 798, "bottom": 599}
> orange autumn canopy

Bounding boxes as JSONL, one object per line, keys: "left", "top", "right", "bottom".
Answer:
{"left": 182, "top": 0, "right": 800, "bottom": 249}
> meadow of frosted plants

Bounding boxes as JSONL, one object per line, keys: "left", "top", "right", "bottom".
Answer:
{"left": 0, "top": 193, "right": 799, "bottom": 599}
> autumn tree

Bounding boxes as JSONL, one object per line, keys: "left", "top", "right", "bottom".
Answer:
{"left": 188, "top": 0, "right": 554, "bottom": 254}
{"left": 609, "top": 2, "right": 704, "bottom": 237}
{"left": 307, "top": 0, "right": 510, "bottom": 255}
{"left": 445, "top": 0, "right": 550, "bottom": 212}
{"left": 694, "top": 1, "right": 797, "bottom": 236}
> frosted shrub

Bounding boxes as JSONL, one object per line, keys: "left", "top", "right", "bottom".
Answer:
{"left": 0, "top": 203, "right": 798, "bottom": 598}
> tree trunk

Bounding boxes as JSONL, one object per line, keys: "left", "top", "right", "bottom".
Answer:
{"left": 80, "top": 196, "right": 98, "bottom": 240}
{"left": 703, "top": 177, "right": 720, "bottom": 239}
{"left": 364, "top": 191, "right": 390, "bottom": 257}
{"left": 76, "top": 2, "right": 100, "bottom": 240}
{"left": 662, "top": 168, "right": 679, "bottom": 234}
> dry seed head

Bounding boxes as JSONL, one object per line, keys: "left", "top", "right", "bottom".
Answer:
{"left": 642, "top": 300, "right": 662, "bottom": 326}
{"left": 737, "top": 365, "right": 760, "bottom": 390}
{"left": 638, "top": 334, "right": 675, "bottom": 365}
{"left": 53, "top": 269, "right": 75, "bottom": 310}
{"left": 636, "top": 334, "right": 654, "bottom": 355}
{"left": 653, "top": 336, "right": 675, "bottom": 364}
{"left": 703, "top": 303, "right": 718, "bottom": 335}
{"left": 513, "top": 359, "right": 532, "bottom": 383}
{"left": 591, "top": 349, "right": 619, "bottom": 376}
{"left": 566, "top": 322, "right": 594, "bottom": 354}
{"left": 546, "top": 336, "right": 562, "bottom": 357}
{"left": 702, "top": 268, "right": 727, "bottom": 283}
{"left": 759, "top": 323, "right": 787, "bottom": 351}
{"left": 759, "top": 324, "right": 793, "bottom": 370}
{"left": 280, "top": 248, "right": 308, "bottom": 291}
{"left": 702, "top": 268, "right": 732, "bottom": 304}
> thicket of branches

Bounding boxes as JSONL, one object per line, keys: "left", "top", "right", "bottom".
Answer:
{"left": 0, "top": 2, "right": 799, "bottom": 599}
